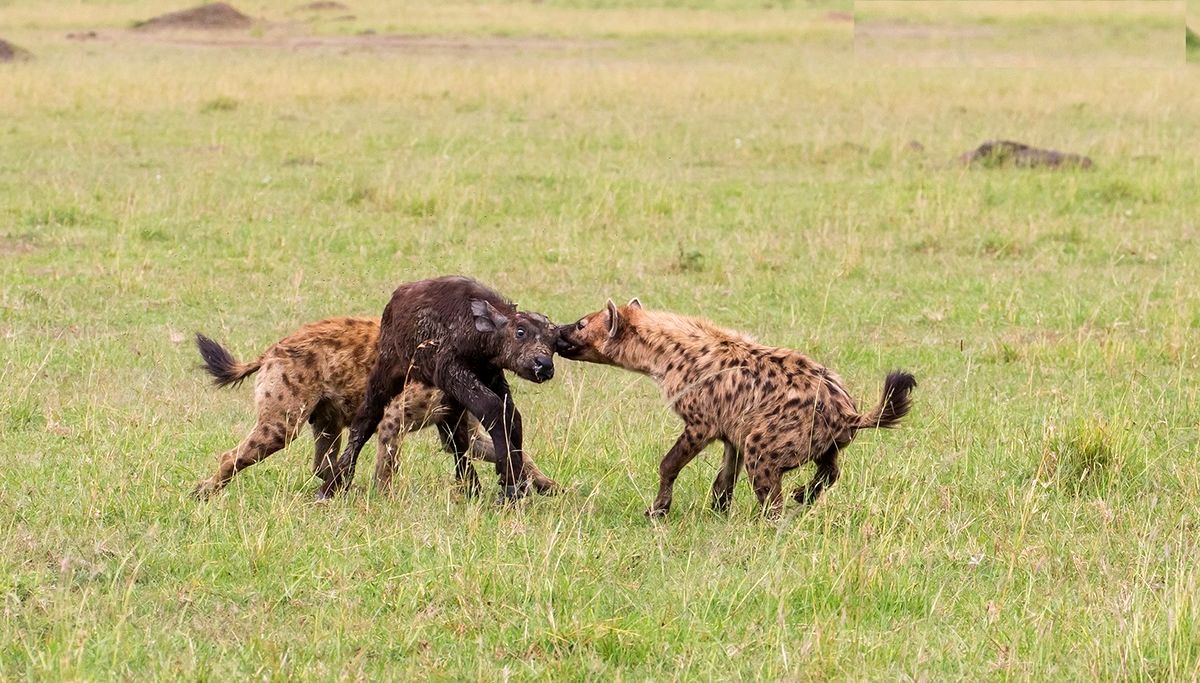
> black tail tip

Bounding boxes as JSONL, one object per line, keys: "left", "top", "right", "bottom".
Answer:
{"left": 884, "top": 370, "right": 917, "bottom": 397}
{"left": 194, "top": 332, "right": 242, "bottom": 387}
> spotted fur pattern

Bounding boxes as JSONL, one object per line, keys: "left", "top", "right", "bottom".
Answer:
{"left": 558, "top": 300, "right": 915, "bottom": 518}
{"left": 191, "top": 317, "right": 558, "bottom": 499}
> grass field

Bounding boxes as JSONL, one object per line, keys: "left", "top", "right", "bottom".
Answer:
{"left": 3, "top": 0, "right": 1200, "bottom": 679}
{"left": 855, "top": 0, "right": 1183, "bottom": 67}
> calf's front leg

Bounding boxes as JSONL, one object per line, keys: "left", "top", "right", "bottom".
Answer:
{"left": 441, "top": 363, "right": 528, "bottom": 501}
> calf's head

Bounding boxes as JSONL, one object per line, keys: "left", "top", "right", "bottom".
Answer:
{"left": 556, "top": 298, "right": 641, "bottom": 365}
{"left": 471, "top": 300, "right": 558, "bottom": 383}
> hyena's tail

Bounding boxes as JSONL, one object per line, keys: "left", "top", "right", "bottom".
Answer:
{"left": 855, "top": 371, "right": 917, "bottom": 430}
{"left": 194, "top": 333, "right": 263, "bottom": 388}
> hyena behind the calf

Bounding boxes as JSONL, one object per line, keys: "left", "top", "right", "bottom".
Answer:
{"left": 557, "top": 299, "right": 915, "bottom": 519}
{"left": 190, "top": 317, "right": 558, "bottom": 499}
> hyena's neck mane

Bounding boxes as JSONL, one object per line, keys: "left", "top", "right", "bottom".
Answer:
{"left": 612, "top": 310, "right": 755, "bottom": 379}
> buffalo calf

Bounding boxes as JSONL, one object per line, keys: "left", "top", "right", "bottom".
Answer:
{"left": 319, "top": 276, "right": 560, "bottom": 501}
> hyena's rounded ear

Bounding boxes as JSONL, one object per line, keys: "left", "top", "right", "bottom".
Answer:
{"left": 606, "top": 298, "right": 621, "bottom": 338}
{"left": 471, "top": 299, "right": 509, "bottom": 333}
{"left": 627, "top": 297, "right": 642, "bottom": 309}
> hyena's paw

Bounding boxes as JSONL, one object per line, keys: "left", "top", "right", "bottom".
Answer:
{"left": 530, "top": 474, "right": 560, "bottom": 496}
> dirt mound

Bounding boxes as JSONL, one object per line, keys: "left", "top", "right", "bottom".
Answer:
{"left": 298, "top": 1, "right": 348, "bottom": 10}
{"left": 0, "top": 38, "right": 33, "bottom": 62}
{"left": 133, "top": 3, "right": 253, "bottom": 31}
{"left": 960, "top": 140, "right": 1093, "bottom": 169}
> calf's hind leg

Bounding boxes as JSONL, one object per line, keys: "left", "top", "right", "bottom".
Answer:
{"left": 310, "top": 403, "right": 343, "bottom": 482}
{"left": 710, "top": 441, "right": 743, "bottom": 513}
{"left": 435, "top": 406, "right": 483, "bottom": 497}
{"left": 319, "top": 363, "right": 406, "bottom": 499}
{"left": 744, "top": 447, "right": 786, "bottom": 520}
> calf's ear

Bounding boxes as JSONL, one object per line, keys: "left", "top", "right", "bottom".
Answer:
{"left": 627, "top": 297, "right": 642, "bottom": 309}
{"left": 471, "top": 299, "right": 509, "bottom": 333}
{"left": 606, "top": 298, "right": 621, "bottom": 338}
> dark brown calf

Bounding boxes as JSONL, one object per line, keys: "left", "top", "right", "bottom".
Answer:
{"left": 319, "top": 276, "right": 560, "bottom": 501}
{"left": 558, "top": 299, "right": 915, "bottom": 518}
{"left": 191, "top": 317, "right": 558, "bottom": 498}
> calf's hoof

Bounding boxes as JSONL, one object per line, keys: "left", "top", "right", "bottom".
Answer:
{"left": 496, "top": 480, "right": 530, "bottom": 505}
{"left": 644, "top": 506, "right": 669, "bottom": 519}
{"left": 315, "top": 480, "right": 341, "bottom": 502}
{"left": 709, "top": 497, "right": 732, "bottom": 514}
{"left": 191, "top": 480, "right": 219, "bottom": 501}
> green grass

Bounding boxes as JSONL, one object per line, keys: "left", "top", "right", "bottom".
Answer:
{"left": 3, "top": 0, "right": 1200, "bottom": 679}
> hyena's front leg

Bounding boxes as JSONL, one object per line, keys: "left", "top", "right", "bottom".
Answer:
{"left": 647, "top": 425, "right": 713, "bottom": 518}
{"left": 373, "top": 401, "right": 409, "bottom": 494}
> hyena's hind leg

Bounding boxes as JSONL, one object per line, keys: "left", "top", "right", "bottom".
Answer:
{"left": 193, "top": 363, "right": 316, "bottom": 499}
{"left": 793, "top": 444, "right": 841, "bottom": 506}
{"left": 193, "top": 409, "right": 310, "bottom": 499}
{"left": 464, "top": 418, "right": 559, "bottom": 495}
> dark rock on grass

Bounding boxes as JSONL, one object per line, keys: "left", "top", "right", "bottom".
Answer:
{"left": 133, "top": 3, "right": 253, "bottom": 31}
{"left": 0, "top": 38, "right": 33, "bottom": 62}
{"left": 960, "top": 140, "right": 1093, "bottom": 169}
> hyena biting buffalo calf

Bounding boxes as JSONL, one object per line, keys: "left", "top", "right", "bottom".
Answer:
{"left": 190, "top": 316, "right": 558, "bottom": 499}
{"left": 318, "top": 276, "right": 560, "bottom": 502}
{"left": 556, "top": 299, "right": 915, "bottom": 518}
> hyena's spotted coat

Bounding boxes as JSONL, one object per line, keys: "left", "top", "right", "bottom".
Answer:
{"left": 191, "top": 317, "right": 557, "bottom": 498}
{"left": 557, "top": 300, "right": 915, "bottom": 518}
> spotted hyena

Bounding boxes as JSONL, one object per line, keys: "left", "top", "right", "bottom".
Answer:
{"left": 557, "top": 299, "right": 915, "bottom": 518}
{"left": 191, "top": 317, "right": 558, "bottom": 499}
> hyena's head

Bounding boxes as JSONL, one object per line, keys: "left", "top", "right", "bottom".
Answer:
{"left": 556, "top": 298, "right": 642, "bottom": 366}
{"left": 471, "top": 300, "right": 559, "bottom": 383}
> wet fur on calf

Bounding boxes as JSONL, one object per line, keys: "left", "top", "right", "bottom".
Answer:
{"left": 191, "top": 316, "right": 558, "bottom": 499}
{"left": 318, "top": 276, "right": 560, "bottom": 501}
{"left": 558, "top": 299, "right": 915, "bottom": 518}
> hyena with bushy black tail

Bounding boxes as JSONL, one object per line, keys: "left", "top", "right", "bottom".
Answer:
{"left": 557, "top": 299, "right": 915, "bottom": 519}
